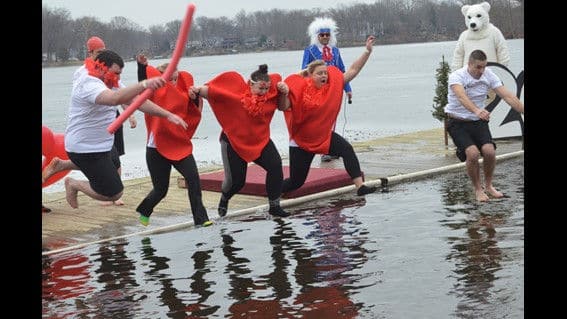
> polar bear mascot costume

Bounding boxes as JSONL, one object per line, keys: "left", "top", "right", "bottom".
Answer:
{"left": 451, "top": 1, "right": 510, "bottom": 71}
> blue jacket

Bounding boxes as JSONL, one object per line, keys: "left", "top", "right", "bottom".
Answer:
{"left": 301, "top": 44, "right": 352, "bottom": 93}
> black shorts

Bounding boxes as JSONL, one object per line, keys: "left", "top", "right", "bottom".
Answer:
{"left": 67, "top": 150, "right": 124, "bottom": 197}
{"left": 447, "top": 118, "right": 496, "bottom": 156}
{"left": 110, "top": 145, "right": 121, "bottom": 169}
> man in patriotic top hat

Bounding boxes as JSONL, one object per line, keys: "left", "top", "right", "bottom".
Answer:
{"left": 301, "top": 17, "right": 351, "bottom": 162}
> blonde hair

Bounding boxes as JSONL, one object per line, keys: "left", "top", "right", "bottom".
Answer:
{"left": 156, "top": 63, "right": 169, "bottom": 73}
{"left": 306, "top": 60, "right": 326, "bottom": 75}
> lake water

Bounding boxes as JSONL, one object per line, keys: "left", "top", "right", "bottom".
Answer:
{"left": 42, "top": 157, "right": 524, "bottom": 318}
{"left": 42, "top": 39, "right": 524, "bottom": 192}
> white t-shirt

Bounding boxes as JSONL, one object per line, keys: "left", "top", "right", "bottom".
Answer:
{"left": 444, "top": 66, "right": 503, "bottom": 120}
{"left": 65, "top": 71, "right": 117, "bottom": 153}
{"left": 72, "top": 64, "right": 86, "bottom": 83}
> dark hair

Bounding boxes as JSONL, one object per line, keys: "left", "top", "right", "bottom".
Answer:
{"left": 250, "top": 64, "right": 270, "bottom": 82}
{"left": 95, "top": 50, "right": 125, "bottom": 69}
{"left": 469, "top": 50, "right": 487, "bottom": 63}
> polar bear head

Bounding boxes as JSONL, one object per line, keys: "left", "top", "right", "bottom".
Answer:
{"left": 461, "top": 1, "right": 491, "bottom": 32}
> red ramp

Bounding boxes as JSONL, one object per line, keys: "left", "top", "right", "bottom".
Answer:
{"left": 180, "top": 165, "right": 359, "bottom": 199}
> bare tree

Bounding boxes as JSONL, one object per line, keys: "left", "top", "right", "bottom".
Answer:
{"left": 43, "top": 0, "right": 523, "bottom": 64}
{"left": 42, "top": 5, "right": 73, "bottom": 62}
{"left": 73, "top": 17, "right": 108, "bottom": 60}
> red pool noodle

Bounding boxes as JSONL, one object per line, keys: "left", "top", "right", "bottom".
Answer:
{"left": 107, "top": 3, "right": 196, "bottom": 134}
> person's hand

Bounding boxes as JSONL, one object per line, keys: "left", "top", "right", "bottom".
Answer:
{"left": 189, "top": 86, "right": 200, "bottom": 99}
{"left": 167, "top": 113, "right": 188, "bottom": 129}
{"left": 276, "top": 82, "right": 289, "bottom": 95}
{"left": 365, "top": 35, "right": 376, "bottom": 53}
{"left": 347, "top": 91, "right": 353, "bottom": 100}
{"left": 136, "top": 53, "right": 148, "bottom": 65}
{"left": 475, "top": 108, "right": 490, "bottom": 121}
{"left": 145, "top": 77, "right": 166, "bottom": 90}
{"left": 128, "top": 115, "right": 137, "bottom": 128}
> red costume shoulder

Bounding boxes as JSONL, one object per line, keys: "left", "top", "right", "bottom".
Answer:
{"left": 283, "top": 66, "right": 343, "bottom": 154}
{"left": 144, "top": 65, "right": 201, "bottom": 160}
{"left": 207, "top": 71, "right": 281, "bottom": 162}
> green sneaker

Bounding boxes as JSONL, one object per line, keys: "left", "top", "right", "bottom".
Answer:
{"left": 139, "top": 215, "right": 150, "bottom": 226}
{"left": 201, "top": 220, "right": 214, "bottom": 227}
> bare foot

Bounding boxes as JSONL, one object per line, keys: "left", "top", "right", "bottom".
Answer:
{"left": 42, "top": 157, "right": 61, "bottom": 183}
{"left": 99, "top": 198, "right": 124, "bottom": 206}
{"left": 486, "top": 185, "right": 504, "bottom": 198}
{"left": 64, "top": 177, "right": 79, "bottom": 208}
{"left": 475, "top": 189, "right": 490, "bottom": 202}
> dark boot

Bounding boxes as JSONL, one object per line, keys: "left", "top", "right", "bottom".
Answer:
{"left": 218, "top": 196, "right": 229, "bottom": 217}
{"left": 357, "top": 185, "right": 377, "bottom": 196}
{"left": 268, "top": 198, "right": 290, "bottom": 217}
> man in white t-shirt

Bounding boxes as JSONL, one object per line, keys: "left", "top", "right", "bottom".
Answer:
{"left": 74, "top": 36, "right": 137, "bottom": 206}
{"left": 444, "top": 49, "right": 524, "bottom": 202}
{"left": 42, "top": 50, "right": 188, "bottom": 209}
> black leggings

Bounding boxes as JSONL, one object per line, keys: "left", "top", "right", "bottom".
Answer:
{"left": 220, "top": 134, "right": 283, "bottom": 201}
{"left": 136, "top": 147, "right": 208, "bottom": 225}
{"left": 282, "top": 132, "right": 362, "bottom": 193}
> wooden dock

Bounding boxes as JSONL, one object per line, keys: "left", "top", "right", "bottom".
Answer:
{"left": 42, "top": 128, "right": 524, "bottom": 251}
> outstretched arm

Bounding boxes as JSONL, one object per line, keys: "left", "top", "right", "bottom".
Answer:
{"left": 95, "top": 77, "right": 165, "bottom": 106}
{"left": 138, "top": 99, "right": 188, "bottom": 129}
{"left": 494, "top": 85, "right": 524, "bottom": 114}
{"left": 343, "top": 36, "right": 376, "bottom": 83}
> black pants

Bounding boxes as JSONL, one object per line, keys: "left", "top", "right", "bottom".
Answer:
{"left": 136, "top": 147, "right": 209, "bottom": 225}
{"left": 220, "top": 134, "right": 283, "bottom": 201}
{"left": 282, "top": 132, "right": 362, "bottom": 193}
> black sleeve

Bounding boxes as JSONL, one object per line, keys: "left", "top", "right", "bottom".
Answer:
{"left": 137, "top": 62, "right": 147, "bottom": 82}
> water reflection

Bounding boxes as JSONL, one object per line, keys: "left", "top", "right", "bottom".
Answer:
{"left": 440, "top": 159, "right": 524, "bottom": 318}
{"left": 291, "top": 197, "right": 369, "bottom": 317}
{"left": 188, "top": 248, "right": 218, "bottom": 316}
{"left": 42, "top": 251, "right": 94, "bottom": 317}
{"left": 220, "top": 197, "right": 370, "bottom": 318}
{"left": 140, "top": 237, "right": 219, "bottom": 318}
{"left": 42, "top": 163, "right": 522, "bottom": 318}
{"left": 89, "top": 240, "right": 140, "bottom": 318}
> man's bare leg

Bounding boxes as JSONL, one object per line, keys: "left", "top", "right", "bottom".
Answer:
{"left": 64, "top": 177, "right": 79, "bottom": 208}
{"left": 481, "top": 144, "right": 504, "bottom": 198}
{"left": 99, "top": 167, "right": 125, "bottom": 206}
{"left": 42, "top": 157, "right": 78, "bottom": 183}
{"left": 64, "top": 177, "right": 123, "bottom": 209}
{"left": 465, "top": 146, "right": 489, "bottom": 202}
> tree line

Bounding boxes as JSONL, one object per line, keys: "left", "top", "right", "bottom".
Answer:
{"left": 42, "top": 0, "right": 523, "bottom": 64}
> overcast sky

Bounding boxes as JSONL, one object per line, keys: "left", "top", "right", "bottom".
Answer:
{"left": 43, "top": 0, "right": 377, "bottom": 29}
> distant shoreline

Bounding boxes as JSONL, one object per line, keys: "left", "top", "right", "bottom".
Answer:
{"left": 42, "top": 60, "right": 83, "bottom": 68}
{"left": 42, "top": 47, "right": 280, "bottom": 68}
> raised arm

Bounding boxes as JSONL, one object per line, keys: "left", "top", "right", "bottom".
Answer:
{"left": 343, "top": 35, "right": 376, "bottom": 83}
